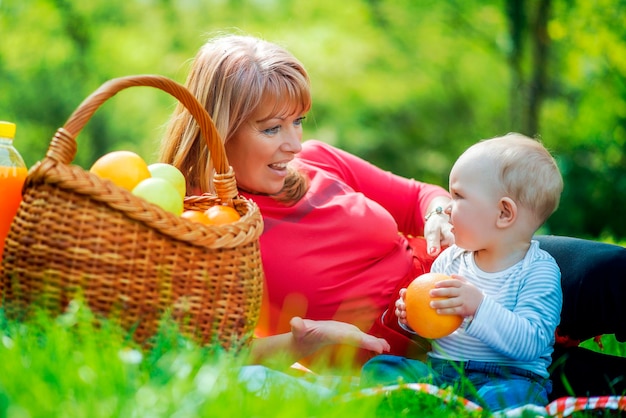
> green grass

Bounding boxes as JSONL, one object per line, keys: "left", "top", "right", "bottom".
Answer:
{"left": 0, "top": 301, "right": 624, "bottom": 417}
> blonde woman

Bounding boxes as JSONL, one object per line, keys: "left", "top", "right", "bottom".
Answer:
{"left": 161, "top": 33, "right": 452, "bottom": 370}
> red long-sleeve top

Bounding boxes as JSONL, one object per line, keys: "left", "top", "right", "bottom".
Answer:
{"left": 240, "top": 140, "right": 450, "bottom": 338}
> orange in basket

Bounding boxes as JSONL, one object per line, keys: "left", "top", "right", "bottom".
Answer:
{"left": 89, "top": 150, "right": 151, "bottom": 191}
{"left": 205, "top": 205, "right": 241, "bottom": 225}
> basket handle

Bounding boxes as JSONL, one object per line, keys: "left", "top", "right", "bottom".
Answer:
{"left": 45, "top": 75, "right": 236, "bottom": 200}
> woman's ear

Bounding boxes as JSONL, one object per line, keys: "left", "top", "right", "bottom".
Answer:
{"left": 496, "top": 197, "right": 516, "bottom": 228}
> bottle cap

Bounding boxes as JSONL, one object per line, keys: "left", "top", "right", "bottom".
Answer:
{"left": 0, "top": 121, "right": 17, "bottom": 139}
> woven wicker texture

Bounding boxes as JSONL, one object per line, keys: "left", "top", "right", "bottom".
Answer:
{"left": 0, "top": 75, "right": 264, "bottom": 351}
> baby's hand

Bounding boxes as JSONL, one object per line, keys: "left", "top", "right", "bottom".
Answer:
{"left": 429, "top": 274, "right": 483, "bottom": 317}
{"left": 395, "top": 288, "right": 409, "bottom": 325}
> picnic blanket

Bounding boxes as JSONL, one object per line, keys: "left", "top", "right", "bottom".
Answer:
{"left": 240, "top": 364, "right": 625, "bottom": 417}
{"left": 339, "top": 382, "right": 626, "bottom": 417}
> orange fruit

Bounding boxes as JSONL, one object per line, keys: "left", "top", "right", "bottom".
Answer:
{"left": 181, "top": 210, "right": 213, "bottom": 225}
{"left": 405, "top": 272, "right": 463, "bottom": 339}
{"left": 204, "top": 205, "right": 241, "bottom": 225}
{"left": 89, "top": 150, "right": 151, "bottom": 191}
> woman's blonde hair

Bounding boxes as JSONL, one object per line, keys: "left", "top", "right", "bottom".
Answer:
{"left": 160, "top": 34, "right": 311, "bottom": 203}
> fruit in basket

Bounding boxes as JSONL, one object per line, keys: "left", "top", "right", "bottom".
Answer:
{"left": 404, "top": 273, "right": 463, "bottom": 339}
{"left": 89, "top": 150, "right": 151, "bottom": 191}
{"left": 132, "top": 177, "right": 184, "bottom": 216}
{"left": 148, "top": 163, "right": 186, "bottom": 199}
{"left": 181, "top": 210, "right": 213, "bottom": 225}
{"left": 204, "top": 205, "right": 241, "bottom": 225}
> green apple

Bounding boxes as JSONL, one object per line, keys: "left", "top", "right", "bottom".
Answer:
{"left": 148, "top": 163, "right": 186, "bottom": 199}
{"left": 132, "top": 177, "right": 184, "bottom": 216}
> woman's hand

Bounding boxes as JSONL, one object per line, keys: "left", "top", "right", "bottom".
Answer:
{"left": 290, "top": 317, "right": 390, "bottom": 357}
{"left": 249, "top": 318, "right": 390, "bottom": 368}
{"left": 424, "top": 198, "right": 454, "bottom": 256}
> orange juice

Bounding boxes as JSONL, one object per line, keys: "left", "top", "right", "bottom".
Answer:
{"left": 0, "top": 166, "right": 27, "bottom": 258}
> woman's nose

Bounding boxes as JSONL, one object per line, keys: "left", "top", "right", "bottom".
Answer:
{"left": 282, "top": 127, "right": 302, "bottom": 153}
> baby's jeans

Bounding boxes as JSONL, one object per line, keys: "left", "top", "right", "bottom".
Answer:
{"left": 360, "top": 354, "right": 552, "bottom": 412}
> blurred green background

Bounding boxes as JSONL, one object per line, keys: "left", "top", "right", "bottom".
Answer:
{"left": 1, "top": 0, "right": 625, "bottom": 240}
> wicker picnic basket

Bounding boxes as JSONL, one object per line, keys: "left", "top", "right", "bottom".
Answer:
{"left": 0, "top": 75, "right": 264, "bottom": 351}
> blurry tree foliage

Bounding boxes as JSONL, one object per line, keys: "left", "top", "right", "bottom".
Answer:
{"left": 0, "top": 0, "right": 624, "bottom": 239}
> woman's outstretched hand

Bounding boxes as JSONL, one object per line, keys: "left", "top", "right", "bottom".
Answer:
{"left": 290, "top": 317, "right": 390, "bottom": 358}
{"left": 249, "top": 317, "right": 389, "bottom": 368}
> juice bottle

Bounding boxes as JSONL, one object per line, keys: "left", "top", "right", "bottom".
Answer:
{"left": 0, "top": 121, "right": 28, "bottom": 260}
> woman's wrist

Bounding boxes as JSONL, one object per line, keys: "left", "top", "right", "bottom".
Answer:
{"left": 425, "top": 206, "right": 445, "bottom": 221}
{"left": 424, "top": 198, "right": 451, "bottom": 222}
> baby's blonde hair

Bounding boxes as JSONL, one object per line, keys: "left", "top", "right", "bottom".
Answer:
{"left": 160, "top": 34, "right": 311, "bottom": 200}
{"left": 467, "top": 133, "right": 563, "bottom": 224}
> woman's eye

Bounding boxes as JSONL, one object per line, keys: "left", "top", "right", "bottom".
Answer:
{"left": 262, "top": 126, "right": 280, "bottom": 135}
{"left": 261, "top": 117, "right": 305, "bottom": 135}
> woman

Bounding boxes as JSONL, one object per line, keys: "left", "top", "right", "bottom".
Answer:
{"left": 160, "top": 33, "right": 453, "bottom": 370}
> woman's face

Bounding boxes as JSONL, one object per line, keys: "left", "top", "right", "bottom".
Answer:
{"left": 225, "top": 99, "right": 306, "bottom": 195}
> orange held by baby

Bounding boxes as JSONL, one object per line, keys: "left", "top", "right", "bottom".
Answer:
{"left": 405, "top": 272, "right": 463, "bottom": 339}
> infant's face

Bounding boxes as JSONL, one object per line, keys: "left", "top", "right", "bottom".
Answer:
{"left": 447, "top": 154, "right": 502, "bottom": 250}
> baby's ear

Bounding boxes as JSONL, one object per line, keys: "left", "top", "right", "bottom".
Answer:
{"left": 496, "top": 197, "right": 516, "bottom": 227}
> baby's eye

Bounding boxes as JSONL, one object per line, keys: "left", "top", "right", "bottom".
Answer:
{"left": 294, "top": 116, "right": 306, "bottom": 126}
